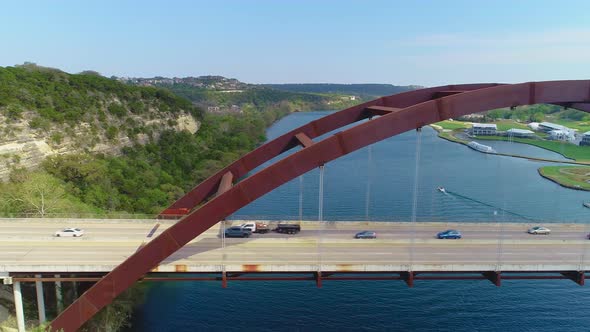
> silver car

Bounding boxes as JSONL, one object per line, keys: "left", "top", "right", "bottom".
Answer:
{"left": 527, "top": 226, "right": 550, "bottom": 235}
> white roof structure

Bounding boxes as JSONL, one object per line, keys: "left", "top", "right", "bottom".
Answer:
{"left": 528, "top": 122, "right": 540, "bottom": 130}
{"left": 472, "top": 123, "right": 497, "bottom": 129}
{"left": 539, "top": 122, "right": 568, "bottom": 131}
{"left": 583, "top": 131, "right": 590, "bottom": 137}
{"left": 507, "top": 128, "right": 534, "bottom": 134}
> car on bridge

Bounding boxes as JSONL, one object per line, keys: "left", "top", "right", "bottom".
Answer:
{"left": 527, "top": 226, "right": 551, "bottom": 235}
{"left": 54, "top": 228, "right": 84, "bottom": 237}
{"left": 225, "top": 226, "right": 251, "bottom": 238}
{"left": 355, "top": 231, "right": 377, "bottom": 239}
{"left": 437, "top": 229, "right": 462, "bottom": 239}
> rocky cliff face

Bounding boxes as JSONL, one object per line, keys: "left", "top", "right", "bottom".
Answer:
{"left": 0, "top": 111, "right": 200, "bottom": 179}
{"left": 0, "top": 64, "right": 206, "bottom": 180}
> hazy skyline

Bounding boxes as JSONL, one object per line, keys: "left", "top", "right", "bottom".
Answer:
{"left": 2, "top": 0, "right": 590, "bottom": 86}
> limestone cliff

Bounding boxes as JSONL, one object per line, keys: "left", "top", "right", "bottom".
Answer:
{"left": 0, "top": 111, "right": 200, "bottom": 179}
{"left": 0, "top": 64, "right": 202, "bottom": 179}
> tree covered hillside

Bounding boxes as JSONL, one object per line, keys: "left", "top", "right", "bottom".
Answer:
{"left": 0, "top": 64, "right": 288, "bottom": 216}
{"left": 149, "top": 80, "right": 364, "bottom": 112}
{"left": 0, "top": 63, "right": 204, "bottom": 182}
{"left": 0, "top": 63, "right": 202, "bottom": 123}
{"left": 169, "top": 84, "right": 328, "bottom": 109}
{"left": 263, "top": 83, "right": 420, "bottom": 98}
{"left": 42, "top": 111, "right": 280, "bottom": 214}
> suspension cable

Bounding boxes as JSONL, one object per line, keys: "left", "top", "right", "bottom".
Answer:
{"left": 317, "top": 165, "right": 325, "bottom": 271}
{"left": 222, "top": 220, "right": 225, "bottom": 249}
{"left": 410, "top": 128, "right": 422, "bottom": 268}
{"left": 319, "top": 165, "right": 325, "bottom": 223}
{"left": 299, "top": 175, "right": 304, "bottom": 222}
{"left": 365, "top": 145, "right": 373, "bottom": 221}
{"left": 580, "top": 217, "right": 588, "bottom": 271}
{"left": 495, "top": 147, "right": 505, "bottom": 269}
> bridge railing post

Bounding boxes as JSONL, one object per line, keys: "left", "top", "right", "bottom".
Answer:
{"left": 401, "top": 271, "right": 414, "bottom": 287}
{"left": 561, "top": 271, "right": 584, "bottom": 286}
{"left": 315, "top": 271, "right": 322, "bottom": 288}
{"left": 483, "top": 271, "right": 502, "bottom": 287}
{"left": 221, "top": 271, "right": 227, "bottom": 288}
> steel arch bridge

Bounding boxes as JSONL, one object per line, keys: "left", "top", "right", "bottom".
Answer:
{"left": 50, "top": 80, "right": 590, "bottom": 331}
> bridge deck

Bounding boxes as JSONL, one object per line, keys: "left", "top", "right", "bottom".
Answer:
{"left": 1, "top": 219, "right": 589, "bottom": 273}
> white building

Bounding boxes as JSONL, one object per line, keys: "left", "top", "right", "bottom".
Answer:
{"left": 507, "top": 128, "right": 535, "bottom": 138}
{"left": 528, "top": 122, "right": 540, "bottom": 131}
{"left": 538, "top": 122, "right": 569, "bottom": 133}
{"left": 549, "top": 129, "right": 575, "bottom": 142}
{"left": 469, "top": 123, "right": 497, "bottom": 136}
{"left": 580, "top": 131, "right": 590, "bottom": 146}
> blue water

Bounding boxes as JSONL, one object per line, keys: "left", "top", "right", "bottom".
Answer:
{"left": 130, "top": 111, "right": 590, "bottom": 331}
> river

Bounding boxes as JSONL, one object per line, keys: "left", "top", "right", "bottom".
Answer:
{"left": 130, "top": 111, "right": 590, "bottom": 331}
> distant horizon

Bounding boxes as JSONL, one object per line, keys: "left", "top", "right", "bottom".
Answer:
{"left": 5, "top": 62, "right": 427, "bottom": 86}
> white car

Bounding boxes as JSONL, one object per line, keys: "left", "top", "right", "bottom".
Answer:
{"left": 54, "top": 228, "right": 84, "bottom": 237}
{"left": 527, "top": 226, "right": 551, "bottom": 235}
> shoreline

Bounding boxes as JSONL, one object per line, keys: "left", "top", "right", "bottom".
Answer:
{"left": 537, "top": 168, "right": 588, "bottom": 192}
{"left": 537, "top": 166, "right": 590, "bottom": 192}
{"left": 430, "top": 125, "right": 589, "bottom": 165}
{"left": 431, "top": 125, "right": 590, "bottom": 192}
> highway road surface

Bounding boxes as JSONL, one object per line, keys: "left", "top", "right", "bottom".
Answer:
{"left": 1, "top": 219, "right": 590, "bottom": 273}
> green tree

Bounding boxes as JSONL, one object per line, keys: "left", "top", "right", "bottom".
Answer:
{"left": 6, "top": 172, "right": 69, "bottom": 216}
{"left": 530, "top": 112, "right": 545, "bottom": 122}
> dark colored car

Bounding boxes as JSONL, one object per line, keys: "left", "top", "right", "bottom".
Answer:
{"left": 225, "top": 226, "right": 251, "bottom": 238}
{"left": 437, "top": 229, "right": 462, "bottom": 239}
{"left": 355, "top": 231, "right": 377, "bottom": 239}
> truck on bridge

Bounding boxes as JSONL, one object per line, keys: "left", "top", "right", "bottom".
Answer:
{"left": 274, "top": 223, "right": 301, "bottom": 234}
{"left": 240, "top": 222, "right": 270, "bottom": 234}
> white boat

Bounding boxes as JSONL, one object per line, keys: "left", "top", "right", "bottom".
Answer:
{"left": 467, "top": 141, "right": 496, "bottom": 154}
{"left": 583, "top": 202, "right": 590, "bottom": 209}
{"left": 437, "top": 187, "right": 446, "bottom": 193}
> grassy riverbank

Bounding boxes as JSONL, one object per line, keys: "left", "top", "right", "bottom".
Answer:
{"left": 474, "top": 136, "right": 590, "bottom": 162}
{"left": 436, "top": 120, "right": 530, "bottom": 131}
{"left": 434, "top": 120, "right": 590, "bottom": 162}
{"left": 432, "top": 122, "right": 590, "bottom": 192}
{"left": 538, "top": 166, "right": 590, "bottom": 191}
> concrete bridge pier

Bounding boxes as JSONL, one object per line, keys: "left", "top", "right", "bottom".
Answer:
{"left": 72, "top": 277, "right": 78, "bottom": 299}
{"left": 12, "top": 281, "right": 25, "bottom": 332}
{"left": 55, "top": 274, "right": 63, "bottom": 313}
{"left": 35, "top": 274, "right": 46, "bottom": 323}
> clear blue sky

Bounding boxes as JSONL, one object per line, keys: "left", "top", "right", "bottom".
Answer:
{"left": 2, "top": 0, "right": 590, "bottom": 86}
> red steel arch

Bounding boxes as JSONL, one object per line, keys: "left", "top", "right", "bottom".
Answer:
{"left": 50, "top": 80, "right": 590, "bottom": 331}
